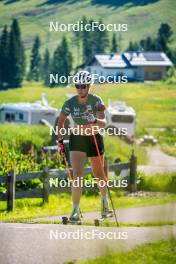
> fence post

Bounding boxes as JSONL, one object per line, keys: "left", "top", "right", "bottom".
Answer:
{"left": 7, "top": 170, "right": 16, "bottom": 211}
{"left": 129, "top": 150, "right": 137, "bottom": 192}
{"left": 43, "top": 167, "right": 49, "bottom": 203}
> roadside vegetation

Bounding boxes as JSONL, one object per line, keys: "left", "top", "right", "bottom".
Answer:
{"left": 78, "top": 239, "right": 176, "bottom": 264}
{"left": 152, "top": 129, "right": 176, "bottom": 157}
{"left": 0, "top": 192, "right": 176, "bottom": 221}
{"left": 138, "top": 172, "right": 176, "bottom": 194}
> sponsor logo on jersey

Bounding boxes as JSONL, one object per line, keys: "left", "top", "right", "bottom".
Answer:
{"left": 74, "top": 107, "right": 80, "bottom": 112}
{"left": 86, "top": 105, "right": 92, "bottom": 111}
{"left": 73, "top": 107, "right": 80, "bottom": 116}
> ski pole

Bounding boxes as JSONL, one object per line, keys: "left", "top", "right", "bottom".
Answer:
{"left": 57, "top": 140, "right": 72, "bottom": 181}
{"left": 91, "top": 130, "right": 119, "bottom": 227}
{"left": 106, "top": 186, "right": 119, "bottom": 227}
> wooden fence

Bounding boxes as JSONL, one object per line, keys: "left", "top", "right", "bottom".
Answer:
{"left": 0, "top": 151, "right": 137, "bottom": 211}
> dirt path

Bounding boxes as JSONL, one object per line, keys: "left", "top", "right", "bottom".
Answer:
{"left": 138, "top": 147, "right": 176, "bottom": 175}
{"left": 33, "top": 203, "right": 176, "bottom": 224}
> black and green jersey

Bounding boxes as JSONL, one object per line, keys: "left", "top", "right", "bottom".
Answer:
{"left": 61, "top": 94, "right": 104, "bottom": 125}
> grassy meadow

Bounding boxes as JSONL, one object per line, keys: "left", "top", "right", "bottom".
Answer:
{"left": 0, "top": 0, "right": 176, "bottom": 57}
{"left": 0, "top": 80, "right": 175, "bottom": 130}
{"left": 0, "top": 0, "right": 176, "bottom": 70}
{"left": 0, "top": 81, "right": 175, "bottom": 159}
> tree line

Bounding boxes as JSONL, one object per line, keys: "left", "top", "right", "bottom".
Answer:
{"left": 0, "top": 18, "right": 175, "bottom": 89}
{"left": 0, "top": 19, "right": 25, "bottom": 89}
{"left": 127, "top": 23, "right": 176, "bottom": 64}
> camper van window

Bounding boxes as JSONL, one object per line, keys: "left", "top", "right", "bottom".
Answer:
{"left": 111, "top": 115, "right": 134, "bottom": 123}
{"left": 5, "top": 113, "right": 15, "bottom": 122}
{"left": 19, "top": 113, "right": 24, "bottom": 120}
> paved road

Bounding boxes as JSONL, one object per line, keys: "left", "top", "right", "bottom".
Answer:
{"left": 138, "top": 147, "right": 176, "bottom": 175}
{"left": 34, "top": 203, "right": 176, "bottom": 224}
{"left": 0, "top": 223, "right": 175, "bottom": 264}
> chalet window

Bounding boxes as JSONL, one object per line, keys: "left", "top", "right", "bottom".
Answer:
{"left": 19, "top": 113, "right": 24, "bottom": 120}
{"left": 153, "top": 72, "right": 162, "bottom": 79}
{"left": 5, "top": 113, "right": 10, "bottom": 121}
{"left": 5, "top": 113, "right": 15, "bottom": 122}
{"left": 111, "top": 115, "right": 134, "bottom": 123}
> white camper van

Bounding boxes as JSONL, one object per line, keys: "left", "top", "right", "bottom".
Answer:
{"left": 0, "top": 93, "right": 136, "bottom": 140}
{"left": 105, "top": 101, "right": 136, "bottom": 138}
{"left": 0, "top": 94, "right": 58, "bottom": 126}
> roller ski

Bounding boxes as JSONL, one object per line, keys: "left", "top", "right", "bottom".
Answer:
{"left": 94, "top": 209, "right": 114, "bottom": 226}
{"left": 94, "top": 198, "right": 114, "bottom": 226}
{"left": 62, "top": 208, "right": 82, "bottom": 225}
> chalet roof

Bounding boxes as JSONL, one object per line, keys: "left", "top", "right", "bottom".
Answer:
{"left": 95, "top": 54, "right": 128, "bottom": 68}
{"left": 123, "top": 52, "right": 173, "bottom": 66}
{"left": 89, "top": 52, "right": 173, "bottom": 68}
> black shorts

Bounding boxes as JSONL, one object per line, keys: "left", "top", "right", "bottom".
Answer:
{"left": 69, "top": 133, "right": 104, "bottom": 157}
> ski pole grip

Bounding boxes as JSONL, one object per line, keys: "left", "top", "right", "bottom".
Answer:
{"left": 57, "top": 139, "right": 65, "bottom": 155}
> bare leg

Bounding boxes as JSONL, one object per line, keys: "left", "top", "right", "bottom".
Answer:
{"left": 70, "top": 151, "right": 86, "bottom": 206}
{"left": 90, "top": 155, "right": 112, "bottom": 216}
{"left": 90, "top": 155, "right": 107, "bottom": 196}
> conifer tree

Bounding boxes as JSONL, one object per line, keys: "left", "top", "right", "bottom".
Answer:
{"left": 51, "top": 36, "right": 72, "bottom": 87}
{"left": 8, "top": 19, "right": 25, "bottom": 88}
{"left": 111, "top": 33, "right": 118, "bottom": 53}
{"left": 0, "top": 25, "right": 9, "bottom": 89}
{"left": 42, "top": 48, "right": 50, "bottom": 86}
{"left": 29, "top": 36, "right": 41, "bottom": 81}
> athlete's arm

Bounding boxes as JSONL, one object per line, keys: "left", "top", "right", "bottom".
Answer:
{"left": 57, "top": 112, "right": 67, "bottom": 139}
{"left": 95, "top": 104, "right": 106, "bottom": 128}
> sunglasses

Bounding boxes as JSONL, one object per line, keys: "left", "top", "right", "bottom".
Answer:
{"left": 75, "top": 84, "right": 88, "bottom": 90}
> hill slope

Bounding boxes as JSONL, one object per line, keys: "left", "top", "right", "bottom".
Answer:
{"left": 0, "top": 0, "right": 176, "bottom": 55}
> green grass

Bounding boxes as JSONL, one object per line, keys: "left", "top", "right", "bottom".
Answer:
{"left": 0, "top": 0, "right": 176, "bottom": 58}
{"left": 161, "top": 144, "right": 176, "bottom": 157}
{"left": 104, "top": 135, "right": 147, "bottom": 164}
{"left": 0, "top": 123, "right": 50, "bottom": 149}
{"left": 77, "top": 239, "right": 176, "bottom": 264}
{"left": 151, "top": 129, "right": 176, "bottom": 157}
{"left": 0, "top": 124, "right": 147, "bottom": 165}
{"left": 2, "top": 218, "right": 176, "bottom": 228}
{"left": 138, "top": 172, "right": 176, "bottom": 193}
{"left": 0, "top": 81, "right": 175, "bottom": 132}
{"left": 99, "top": 221, "right": 176, "bottom": 228}
{"left": 0, "top": 193, "right": 176, "bottom": 221}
